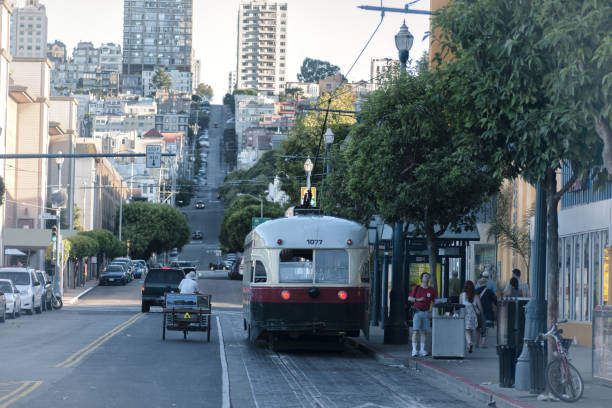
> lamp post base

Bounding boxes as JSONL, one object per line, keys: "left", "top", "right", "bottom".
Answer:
{"left": 383, "top": 322, "right": 410, "bottom": 344}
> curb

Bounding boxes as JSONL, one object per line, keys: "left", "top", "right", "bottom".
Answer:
{"left": 67, "top": 286, "right": 96, "bottom": 305}
{"left": 346, "top": 337, "right": 535, "bottom": 408}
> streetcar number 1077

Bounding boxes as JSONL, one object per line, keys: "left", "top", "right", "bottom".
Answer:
{"left": 307, "top": 239, "right": 323, "bottom": 245}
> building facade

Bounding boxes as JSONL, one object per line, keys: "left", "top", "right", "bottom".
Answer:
{"left": 9, "top": 0, "right": 47, "bottom": 58}
{"left": 370, "top": 58, "right": 399, "bottom": 89}
{"left": 228, "top": 70, "right": 237, "bottom": 94}
{"left": 236, "top": 0, "right": 287, "bottom": 95}
{"left": 122, "top": 0, "right": 194, "bottom": 94}
{"left": 47, "top": 40, "right": 66, "bottom": 63}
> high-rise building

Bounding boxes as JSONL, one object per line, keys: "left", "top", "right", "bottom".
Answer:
{"left": 236, "top": 0, "right": 287, "bottom": 96}
{"left": 122, "top": 0, "right": 194, "bottom": 94}
{"left": 228, "top": 70, "right": 237, "bottom": 94}
{"left": 9, "top": 0, "right": 48, "bottom": 58}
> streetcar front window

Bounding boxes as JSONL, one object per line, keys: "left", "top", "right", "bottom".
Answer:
{"left": 315, "top": 250, "right": 349, "bottom": 284}
{"left": 279, "top": 249, "right": 313, "bottom": 282}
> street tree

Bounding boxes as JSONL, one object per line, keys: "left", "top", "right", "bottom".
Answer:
{"left": 345, "top": 71, "right": 500, "bottom": 289}
{"left": 277, "top": 88, "right": 356, "bottom": 205}
{"left": 220, "top": 150, "right": 279, "bottom": 203}
{"left": 433, "top": 0, "right": 606, "bottom": 330}
{"left": 196, "top": 83, "right": 214, "bottom": 101}
{"left": 297, "top": 58, "right": 341, "bottom": 83}
{"left": 219, "top": 196, "right": 285, "bottom": 253}
{"left": 538, "top": 0, "right": 612, "bottom": 174}
{"left": 152, "top": 67, "right": 172, "bottom": 92}
{"left": 117, "top": 202, "right": 190, "bottom": 259}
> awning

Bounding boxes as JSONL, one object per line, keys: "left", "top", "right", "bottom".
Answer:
{"left": 4, "top": 248, "right": 26, "bottom": 256}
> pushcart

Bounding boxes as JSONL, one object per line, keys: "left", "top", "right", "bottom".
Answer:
{"left": 162, "top": 293, "right": 212, "bottom": 342}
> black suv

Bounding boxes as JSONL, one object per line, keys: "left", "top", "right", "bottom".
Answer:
{"left": 141, "top": 268, "right": 185, "bottom": 312}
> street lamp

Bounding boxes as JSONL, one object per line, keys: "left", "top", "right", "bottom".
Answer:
{"left": 324, "top": 128, "right": 335, "bottom": 175}
{"left": 395, "top": 20, "right": 414, "bottom": 73}
{"left": 304, "top": 157, "right": 313, "bottom": 189}
{"left": 54, "top": 152, "right": 64, "bottom": 298}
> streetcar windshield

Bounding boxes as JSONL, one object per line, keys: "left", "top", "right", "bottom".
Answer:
{"left": 278, "top": 249, "right": 349, "bottom": 283}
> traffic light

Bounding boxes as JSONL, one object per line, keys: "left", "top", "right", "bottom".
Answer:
{"left": 51, "top": 226, "right": 57, "bottom": 242}
{"left": 126, "top": 240, "right": 131, "bottom": 248}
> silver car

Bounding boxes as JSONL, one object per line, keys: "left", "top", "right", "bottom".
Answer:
{"left": 0, "top": 279, "right": 22, "bottom": 319}
{"left": 0, "top": 268, "right": 43, "bottom": 315}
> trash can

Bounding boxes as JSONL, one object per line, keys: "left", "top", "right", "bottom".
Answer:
{"left": 432, "top": 303, "right": 465, "bottom": 358}
{"left": 527, "top": 339, "right": 547, "bottom": 394}
{"left": 497, "top": 345, "right": 516, "bottom": 388}
{"left": 497, "top": 298, "right": 529, "bottom": 357}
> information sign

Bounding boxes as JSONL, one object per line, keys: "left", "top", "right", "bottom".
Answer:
{"left": 146, "top": 145, "right": 162, "bottom": 168}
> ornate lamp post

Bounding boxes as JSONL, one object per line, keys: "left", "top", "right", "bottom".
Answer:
{"left": 395, "top": 20, "right": 414, "bottom": 73}
{"left": 324, "top": 128, "right": 335, "bottom": 175}
{"left": 304, "top": 157, "right": 313, "bottom": 189}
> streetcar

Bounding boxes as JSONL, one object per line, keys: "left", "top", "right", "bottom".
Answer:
{"left": 242, "top": 213, "right": 370, "bottom": 346}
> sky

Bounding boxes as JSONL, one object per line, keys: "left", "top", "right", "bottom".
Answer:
{"left": 43, "top": 0, "right": 431, "bottom": 103}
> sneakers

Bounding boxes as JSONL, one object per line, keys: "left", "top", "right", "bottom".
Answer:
{"left": 418, "top": 350, "right": 429, "bottom": 357}
{"left": 411, "top": 349, "right": 418, "bottom": 357}
{"left": 468, "top": 344, "right": 473, "bottom": 353}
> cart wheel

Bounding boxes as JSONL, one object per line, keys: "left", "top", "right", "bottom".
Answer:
{"left": 183, "top": 330, "right": 187, "bottom": 340}
{"left": 207, "top": 316, "right": 211, "bottom": 343}
{"left": 162, "top": 314, "right": 166, "bottom": 341}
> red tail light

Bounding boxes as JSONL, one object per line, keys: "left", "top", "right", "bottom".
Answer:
{"left": 338, "top": 290, "right": 348, "bottom": 300}
{"left": 141, "top": 285, "right": 145, "bottom": 292}
{"left": 277, "top": 239, "right": 283, "bottom": 245}
{"left": 346, "top": 239, "right": 353, "bottom": 246}
{"left": 281, "top": 290, "right": 291, "bottom": 300}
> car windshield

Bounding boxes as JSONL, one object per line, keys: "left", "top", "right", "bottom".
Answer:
{"left": 0, "top": 282, "right": 13, "bottom": 292}
{"left": 106, "top": 267, "right": 123, "bottom": 273}
{"left": 0, "top": 271, "right": 31, "bottom": 285}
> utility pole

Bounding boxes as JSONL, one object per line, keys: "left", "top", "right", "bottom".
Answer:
{"left": 189, "top": 110, "right": 200, "bottom": 180}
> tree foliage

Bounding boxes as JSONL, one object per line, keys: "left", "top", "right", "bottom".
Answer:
{"left": 117, "top": 202, "right": 190, "bottom": 260}
{"left": 277, "top": 88, "right": 356, "bottom": 205}
{"left": 65, "top": 234, "right": 99, "bottom": 260}
{"left": 219, "top": 196, "right": 285, "bottom": 253}
{"left": 297, "top": 58, "right": 341, "bottom": 82}
{"left": 152, "top": 67, "right": 172, "bottom": 91}
{"left": 220, "top": 150, "right": 279, "bottom": 202}
{"left": 344, "top": 71, "right": 500, "bottom": 288}
{"left": 196, "top": 83, "right": 214, "bottom": 100}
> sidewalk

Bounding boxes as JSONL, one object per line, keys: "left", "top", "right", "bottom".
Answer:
{"left": 347, "top": 325, "right": 611, "bottom": 408}
{"left": 62, "top": 279, "right": 99, "bottom": 305}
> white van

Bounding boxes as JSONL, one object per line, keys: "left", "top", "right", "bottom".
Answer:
{"left": 0, "top": 268, "right": 43, "bottom": 314}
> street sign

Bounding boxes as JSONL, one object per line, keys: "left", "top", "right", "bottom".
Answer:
{"left": 40, "top": 213, "right": 58, "bottom": 220}
{"left": 300, "top": 187, "right": 317, "bottom": 207}
{"left": 252, "top": 217, "right": 271, "bottom": 229}
{"left": 146, "top": 144, "right": 162, "bottom": 168}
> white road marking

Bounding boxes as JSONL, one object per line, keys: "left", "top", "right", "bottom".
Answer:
{"left": 216, "top": 315, "right": 231, "bottom": 408}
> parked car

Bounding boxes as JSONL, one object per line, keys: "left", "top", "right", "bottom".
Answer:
{"left": 0, "top": 268, "right": 43, "bottom": 315}
{"left": 132, "top": 260, "right": 147, "bottom": 279}
{"left": 35, "top": 270, "right": 53, "bottom": 311}
{"left": 168, "top": 248, "right": 179, "bottom": 261}
{"left": 194, "top": 201, "right": 206, "bottom": 209}
{"left": 228, "top": 256, "right": 244, "bottom": 280}
{"left": 0, "top": 279, "right": 21, "bottom": 319}
{"left": 109, "top": 262, "right": 132, "bottom": 282}
{"left": 111, "top": 258, "right": 134, "bottom": 280}
{"left": 99, "top": 265, "right": 128, "bottom": 285}
{"left": 192, "top": 231, "right": 203, "bottom": 240}
{"left": 141, "top": 267, "right": 185, "bottom": 312}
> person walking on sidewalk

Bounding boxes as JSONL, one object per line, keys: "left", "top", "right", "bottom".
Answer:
{"left": 476, "top": 277, "right": 497, "bottom": 348}
{"left": 503, "top": 268, "right": 530, "bottom": 297}
{"left": 475, "top": 270, "right": 496, "bottom": 292}
{"left": 504, "top": 277, "right": 524, "bottom": 297}
{"left": 408, "top": 272, "right": 437, "bottom": 357}
{"left": 460, "top": 280, "right": 483, "bottom": 353}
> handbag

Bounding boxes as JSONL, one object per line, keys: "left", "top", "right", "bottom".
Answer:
{"left": 474, "top": 302, "right": 484, "bottom": 329}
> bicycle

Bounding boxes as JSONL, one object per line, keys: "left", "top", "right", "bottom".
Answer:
{"left": 50, "top": 272, "right": 63, "bottom": 310}
{"left": 537, "top": 320, "right": 583, "bottom": 402}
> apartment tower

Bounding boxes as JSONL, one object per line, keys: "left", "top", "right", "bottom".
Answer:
{"left": 236, "top": 0, "right": 287, "bottom": 96}
{"left": 122, "top": 0, "right": 194, "bottom": 94}
{"left": 9, "top": 0, "right": 48, "bottom": 58}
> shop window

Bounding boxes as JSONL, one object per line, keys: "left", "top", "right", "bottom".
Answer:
{"left": 583, "top": 234, "right": 590, "bottom": 320}
{"left": 593, "top": 232, "right": 601, "bottom": 307}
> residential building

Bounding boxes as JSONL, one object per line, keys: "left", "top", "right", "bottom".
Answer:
{"left": 370, "top": 58, "right": 399, "bottom": 88}
{"left": 284, "top": 81, "right": 318, "bottom": 99}
{"left": 228, "top": 70, "right": 237, "bottom": 94}
{"left": 142, "top": 69, "right": 192, "bottom": 95}
{"left": 234, "top": 93, "right": 276, "bottom": 151}
{"left": 122, "top": 0, "right": 194, "bottom": 94}
{"left": 0, "top": 1, "right": 11, "bottom": 264}
{"left": 9, "top": 0, "right": 47, "bottom": 58}
{"left": 236, "top": 0, "right": 288, "bottom": 95}
{"left": 192, "top": 59, "right": 201, "bottom": 92}
{"left": 47, "top": 40, "right": 66, "bottom": 63}
{"left": 154, "top": 91, "right": 190, "bottom": 134}
{"left": 318, "top": 73, "right": 343, "bottom": 95}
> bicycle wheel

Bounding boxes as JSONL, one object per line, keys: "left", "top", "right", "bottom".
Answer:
{"left": 52, "top": 296, "right": 63, "bottom": 310}
{"left": 545, "top": 359, "right": 584, "bottom": 402}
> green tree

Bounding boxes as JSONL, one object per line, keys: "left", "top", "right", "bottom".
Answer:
{"left": 433, "top": 0, "right": 605, "bottom": 330}
{"left": 196, "top": 83, "right": 214, "bottom": 100}
{"left": 283, "top": 87, "right": 304, "bottom": 101}
{"left": 117, "top": 202, "right": 190, "bottom": 259}
{"left": 233, "top": 89, "right": 257, "bottom": 96}
{"left": 277, "top": 88, "right": 356, "bottom": 205}
{"left": 297, "top": 58, "right": 341, "bottom": 82}
{"left": 344, "top": 71, "right": 500, "bottom": 289}
{"left": 0, "top": 176, "right": 4, "bottom": 206}
{"left": 538, "top": 0, "right": 612, "bottom": 174}
{"left": 66, "top": 234, "right": 99, "bottom": 260}
{"left": 79, "top": 229, "right": 123, "bottom": 260}
{"left": 219, "top": 196, "right": 285, "bottom": 253}
{"left": 152, "top": 67, "right": 172, "bottom": 92}
{"left": 220, "top": 150, "right": 279, "bottom": 204}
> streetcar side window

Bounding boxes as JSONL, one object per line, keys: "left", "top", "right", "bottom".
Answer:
{"left": 279, "top": 249, "right": 313, "bottom": 282}
{"left": 254, "top": 260, "right": 267, "bottom": 283}
{"left": 314, "top": 250, "right": 349, "bottom": 284}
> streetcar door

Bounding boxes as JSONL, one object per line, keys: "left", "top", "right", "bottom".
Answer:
{"left": 361, "top": 258, "right": 371, "bottom": 339}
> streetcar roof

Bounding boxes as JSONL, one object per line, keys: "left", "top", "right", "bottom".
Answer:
{"left": 247, "top": 215, "right": 368, "bottom": 249}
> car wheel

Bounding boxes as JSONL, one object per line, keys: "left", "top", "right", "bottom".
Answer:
{"left": 47, "top": 300, "right": 53, "bottom": 311}
{"left": 26, "top": 306, "right": 33, "bottom": 315}
{"left": 0, "top": 311, "right": 5, "bottom": 323}
{"left": 41, "top": 299, "right": 46, "bottom": 312}
{"left": 141, "top": 302, "right": 150, "bottom": 313}
{"left": 11, "top": 308, "right": 16, "bottom": 319}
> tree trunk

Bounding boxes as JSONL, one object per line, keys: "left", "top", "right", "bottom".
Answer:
{"left": 545, "top": 169, "right": 559, "bottom": 365}
{"left": 594, "top": 115, "right": 612, "bottom": 175}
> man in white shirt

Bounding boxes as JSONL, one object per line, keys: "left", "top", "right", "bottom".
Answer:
{"left": 179, "top": 271, "right": 199, "bottom": 293}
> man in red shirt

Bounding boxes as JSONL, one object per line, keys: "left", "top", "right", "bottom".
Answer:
{"left": 407, "top": 272, "right": 437, "bottom": 356}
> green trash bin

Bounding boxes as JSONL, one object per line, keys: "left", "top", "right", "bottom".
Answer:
{"left": 527, "top": 339, "right": 547, "bottom": 394}
{"left": 496, "top": 345, "right": 516, "bottom": 388}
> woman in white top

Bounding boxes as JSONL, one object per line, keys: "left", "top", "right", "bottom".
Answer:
{"left": 460, "top": 280, "right": 483, "bottom": 353}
